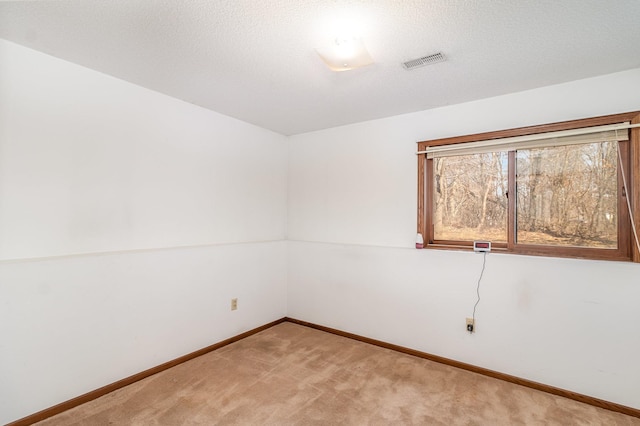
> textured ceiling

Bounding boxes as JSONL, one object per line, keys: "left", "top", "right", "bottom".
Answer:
{"left": 1, "top": 0, "right": 640, "bottom": 135}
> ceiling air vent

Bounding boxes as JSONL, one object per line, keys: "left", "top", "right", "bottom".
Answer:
{"left": 402, "top": 52, "right": 446, "bottom": 70}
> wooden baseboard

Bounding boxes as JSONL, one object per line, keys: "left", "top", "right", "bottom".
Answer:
{"left": 10, "top": 316, "right": 639, "bottom": 424}
{"left": 7, "top": 318, "right": 286, "bottom": 426}
{"left": 285, "top": 317, "right": 640, "bottom": 419}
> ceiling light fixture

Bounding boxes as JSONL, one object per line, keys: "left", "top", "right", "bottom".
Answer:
{"left": 315, "top": 36, "right": 374, "bottom": 72}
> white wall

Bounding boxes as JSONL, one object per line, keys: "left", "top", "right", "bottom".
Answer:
{"left": 3, "top": 35, "right": 640, "bottom": 423}
{"left": 0, "top": 40, "right": 287, "bottom": 260}
{"left": 287, "top": 68, "right": 640, "bottom": 409}
{"left": 0, "top": 39, "right": 287, "bottom": 424}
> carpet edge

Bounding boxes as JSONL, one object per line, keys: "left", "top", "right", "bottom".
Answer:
{"left": 284, "top": 317, "right": 640, "bottom": 419}
{"left": 7, "top": 317, "right": 287, "bottom": 426}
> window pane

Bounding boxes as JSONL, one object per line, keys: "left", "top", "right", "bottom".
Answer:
{"left": 516, "top": 142, "right": 618, "bottom": 248}
{"left": 433, "top": 153, "right": 508, "bottom": 242}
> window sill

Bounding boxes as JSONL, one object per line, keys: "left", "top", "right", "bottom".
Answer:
{"left": 423, "top": 243, "right": 631, "bottom": 262}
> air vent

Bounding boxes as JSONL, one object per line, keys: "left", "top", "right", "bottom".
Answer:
{"left": 402, "top": 52, "right": 446, "bottom": 70}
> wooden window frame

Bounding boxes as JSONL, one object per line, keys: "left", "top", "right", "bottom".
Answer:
{"left": 417, "top": 111, "right": 640, "bottom": 262}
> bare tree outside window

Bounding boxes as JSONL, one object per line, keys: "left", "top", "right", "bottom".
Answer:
{"left": 433, "top": 152, "right": 508, "bottom": 242}
{"left": 433, "top": 144, "right": 618, "bottom": 248}
{"left": 516, "top": 142, "right": 618, "bottom": 248}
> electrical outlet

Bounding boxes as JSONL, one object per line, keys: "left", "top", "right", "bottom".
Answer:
{"left": 466, "top": 317, "right": 475, "bottom": 333}
{"left": 231, "top": 298, "right": 238, "bottom": 311}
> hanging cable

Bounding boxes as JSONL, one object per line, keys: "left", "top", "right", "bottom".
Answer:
{"left": 470, "top": 251, "right": 487, "bottom": 333}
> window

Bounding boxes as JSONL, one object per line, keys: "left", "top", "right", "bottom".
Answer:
{"left": 417, "top": 112, "right": 640, "bottom": 262}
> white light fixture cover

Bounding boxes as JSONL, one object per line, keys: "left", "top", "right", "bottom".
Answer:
{"left": 315, "top": 37, "right": 374, "bottom": 71}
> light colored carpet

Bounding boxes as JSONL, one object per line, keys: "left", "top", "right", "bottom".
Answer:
{"left": 37, "top": 322, "right": 639, "bottom": 425}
